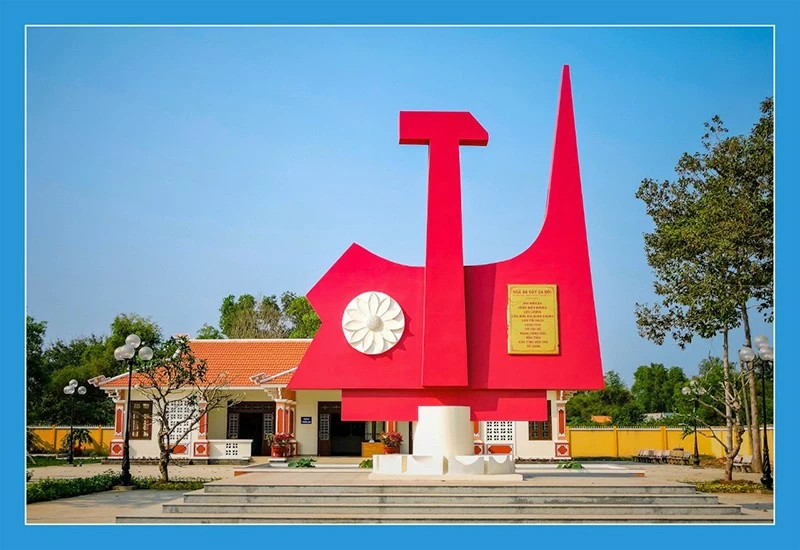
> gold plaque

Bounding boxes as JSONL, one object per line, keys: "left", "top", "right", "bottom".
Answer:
{"left": 507, "top": 284, "right": 560, "bottom": 355}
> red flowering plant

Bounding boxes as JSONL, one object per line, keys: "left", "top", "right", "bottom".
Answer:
{"left": 379, "top": 431, "right": 403, "bottom": 448}
{"left": 273, "top": 433, "right": 293, "bottom": 448}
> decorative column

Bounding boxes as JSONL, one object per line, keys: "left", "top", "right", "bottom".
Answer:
{"left": 288, "top": 400, "right": 297, "bottom": 456}
{"left": 109, "top": 394, "right": 126, "bottom": 458}
{"left": 473, "top": 421, "right": 484, "bottom": 455}
{"left": 554, "top": 390, "right": 571, "bottom": 459}
{"left": 275, "top": 399, "right": 289, "bottom": 434}
{"left": 193, "top": 399, "right": 209, "bottom": 458}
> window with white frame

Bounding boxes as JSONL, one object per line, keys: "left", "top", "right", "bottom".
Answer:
{"left": 166, "top": 398, "right": 197, "bottom": 445}
{"left": 484, "top": 421, "right": 514, "bottom": 442}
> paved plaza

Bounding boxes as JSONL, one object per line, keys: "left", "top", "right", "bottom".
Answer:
{"left": 26, "top": 461, "right": 774, "bottom": 524}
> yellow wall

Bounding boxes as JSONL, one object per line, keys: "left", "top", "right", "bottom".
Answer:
{"left": 569, "top": 426, "right": 774, "bottom": 463}
{"left": 28, "top": 425, "right": 115, "bottom": 454}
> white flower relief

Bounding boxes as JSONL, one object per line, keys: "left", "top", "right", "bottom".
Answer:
{"left": 342, "top": 291, "right": 405, "bottom": 355}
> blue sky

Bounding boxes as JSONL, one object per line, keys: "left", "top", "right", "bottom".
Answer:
{"left": 25, "top": 26, "right": 773, "bottom": 385}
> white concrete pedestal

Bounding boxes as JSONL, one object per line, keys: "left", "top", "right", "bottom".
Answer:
{"left": 369, "top": 405, "right": 521, "bottom": 481}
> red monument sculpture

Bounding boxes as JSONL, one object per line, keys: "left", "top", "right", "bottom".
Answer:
{"left": 288, "top": 66, "right": 604, "bottom": 423}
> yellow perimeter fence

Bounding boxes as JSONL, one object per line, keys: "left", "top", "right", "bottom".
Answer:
{"left": 28, "top": 425, "right": 116, "bottom": 455}
{"left": 28, "top": 424, "right": 775, "bottom": 463}
{"left": 568, "top": 426, "right": 774, "bottom": 462}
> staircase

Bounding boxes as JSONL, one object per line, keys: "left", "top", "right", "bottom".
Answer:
{"left": 117, "top": 472, "right": 769, "bottom": 523}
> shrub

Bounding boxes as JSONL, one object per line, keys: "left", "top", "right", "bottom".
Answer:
{"left": 359, "top": 458, "right": 373, "bottom": 469}
{"left": 288, "top": 458, "right": 316, "bottom": 468}
{"left": 26, "top": 471, "right": 121, "bottom": 503}
{"left": 131, "top": 477, "right": 214, "bottom": 491}
{"left": 60, "top": 428, "right": 95, "bottom": 457}
{"left": 556, "top": 460, "right": 584, "bottom": 469}
{"left": 379, "top": 431, "right": 403, "bottom": 448}
{"left": 273, "top": 433, "right": 293, "bottom": 448}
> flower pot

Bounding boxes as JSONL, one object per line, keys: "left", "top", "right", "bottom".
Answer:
{"left": 384, "top": 445, "right": 399, "bottom": 454}
{"left": 271, "top": 445, "right": 285, "bottom": 458}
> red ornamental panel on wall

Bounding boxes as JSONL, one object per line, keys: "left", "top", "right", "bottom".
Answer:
{"left": 193, "top": 442, "right": 209, "bottom": 457}
{"left": 199, "top": 409, "right": 208, "bottom": 437}
{"left": 555, "top": 442, "right": 571, "bottom": 458}
{"left": 487, "top": 444, "right": 513, "bottom": 455}
{"left": 114, "top": 406, "right": 124, "bottom": 436}
{"left": 110, "top": 441, "right": 123, "bottom": 457}
{"left": 558, "top": 406, "right": 566, "bottom": 438}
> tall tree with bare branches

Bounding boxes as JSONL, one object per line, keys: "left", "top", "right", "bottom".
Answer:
{"left": 134, "top": 336, "right": 240, "bottom": 481}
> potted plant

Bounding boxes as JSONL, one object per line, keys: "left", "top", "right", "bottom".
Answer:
{"left": 271, "top": 432, "right": 292, "bottom": 458}
{"left": 379, "top": 431, "right": 403, "bottom": 454}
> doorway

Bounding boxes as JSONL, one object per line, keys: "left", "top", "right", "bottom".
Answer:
{"left": 318, "top": 401, "right": 366, "bottom": 456}
{"left": 226, "top": 401, "right": 276, "bottom": 457}
{"left": 239, "top": 413, "right": 264, "bottom": 458}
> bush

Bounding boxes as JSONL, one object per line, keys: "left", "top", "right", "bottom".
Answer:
{"left": 556, "top": 460, "right": 584, "bottom": 469}
{"left": 26, "top": 473, "right": 218, "bottom": 502}
{"left": 359, "top": 458, "right": 373, "bottom": 469}
{"left": 288, "top": 458, "right": 316, "bottom": 468}
{"left": 27, "top": 471, "right": 121, "bottom": 503}
{"left": 131, "top": 477, "right": 214, "bottom": 491}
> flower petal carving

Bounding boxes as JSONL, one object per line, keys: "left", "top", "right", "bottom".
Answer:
{"left": 341, "top": 291, "right": 406, "bottom": 355}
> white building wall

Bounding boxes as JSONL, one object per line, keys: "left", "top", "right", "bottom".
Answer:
{"left": 512, "top": 391, "right": 559, "bottom": 459}
{"left": 125, "top": 388, "right": 200, "bottom": 460}
{"left": 294, "top": 390, "right": 342, "bottom": 456}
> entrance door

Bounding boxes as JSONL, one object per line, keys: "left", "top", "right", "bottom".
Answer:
{"left": 318, "top": 402, "right": 337, "bottom": 456}
{"left": 317, "top": 401, "right": 366, "bottom": 456}
{"left": 238, "top": 412, "right": 264, "bottom": 457}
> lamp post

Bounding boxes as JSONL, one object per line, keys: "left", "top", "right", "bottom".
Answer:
{"left": 682, "top": 380, "right": 705, "bottom": 468}
{"left": 62, "top": 379, "right": 87, "bottom": 465}
{"left": 741, "top": 336, "right": 774, "bottom": 491}
{"left": 114, "top": 334, "right": 154, "bottom": 486}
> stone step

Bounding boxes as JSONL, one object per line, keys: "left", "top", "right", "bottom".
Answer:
{"left": 162, "top": 502, "right": 743, "bottom": 516}
{"left": 183, "top": 491, "right": 720, "bottom": 506}
{"left": 203, "top": 483, "right": 699, "bottom": 495}
{"left": 117, "top": 512, "right": 769, "bottom": 524}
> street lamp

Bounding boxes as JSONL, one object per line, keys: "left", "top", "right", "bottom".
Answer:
{"left": 740, "top": 336, "right": 774, "bottom": 490}
{"left": 62, "top": 379, "right": 87, "bottom": 465}
{"left": 114, "top": 334, "right": 154, "bottom": 486}
{"left": 682, "top": 379, "right": 705, "bottom": 468}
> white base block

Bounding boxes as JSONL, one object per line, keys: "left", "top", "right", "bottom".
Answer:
{"left": 369, "top": 473, "right": 523, "bottom": 481}
{"left": 406, "top": 455, "right": 445, "bottom": 476}
{"left": 370, "top": 406, "right": 520, "bottom": 480}
{"left": 448, "top": 455, "right": 485, "bottom": 476}
{"left": 373, "top": 454, "right": 405, "bottom": 474}
{"left": 485, "top": 454, "right": 515, "bottom": 475}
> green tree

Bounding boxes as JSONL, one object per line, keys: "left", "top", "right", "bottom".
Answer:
{"left": 631, "top": 363, "right": 688, "bottom": 413}
{"left": 134, "top": 336, "right": 239, "bottom": 481}
{"left": 26, "top": 316, "right": 48, "bottom": 421}
{"left": 282, "top": 293, "right": 321, "bottom": 338}
{"left": 106, "top": 314, "right": 163, "bottom": 374}
{"left": 35, "top": 336, "right": 114, "bottom": 425}
{"left": 196, "top": 324, "right": 224, "bottom": 339}
{"left": 634, "top": 99, "right": 773, "bottom": 472}
{"left": 566, "top": 371, "right": 635, "bottom": 425}
{"left": 217, "top": 292, "right": 320, "bottom": 339}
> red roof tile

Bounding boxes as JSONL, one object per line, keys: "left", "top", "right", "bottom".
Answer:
{"left": 100, "top": 339, "right": 311, "bottom": 388}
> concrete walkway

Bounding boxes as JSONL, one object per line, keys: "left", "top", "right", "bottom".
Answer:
{"left": 27, "top": 491, "right": 185, "bottom": 524}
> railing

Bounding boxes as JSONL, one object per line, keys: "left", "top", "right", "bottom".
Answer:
{"left": 207, "top": 439, "right": 253, "bottom": 460}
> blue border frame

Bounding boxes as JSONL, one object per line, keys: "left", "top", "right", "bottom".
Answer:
{"left": 2, "top": 1, "right": 798, "bottom": 547}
